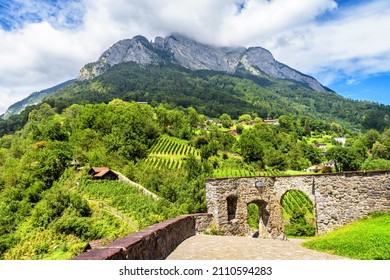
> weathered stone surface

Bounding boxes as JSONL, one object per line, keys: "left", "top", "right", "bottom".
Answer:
{"left": 206, "top": 170, "right": 390, "bottom": 236}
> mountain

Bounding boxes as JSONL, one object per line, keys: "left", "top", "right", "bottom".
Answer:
{"left": 2, "top": 33, "right": 389, "bottom": 133}
{"left": 78, "top": 33, "right": 329, "bottom": 93}
{"left": 1, "top": 79, "right": 75, "bottom": 120}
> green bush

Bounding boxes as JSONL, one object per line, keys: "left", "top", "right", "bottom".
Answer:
{"left": 52, "top": 215, "right": 100, "bottom": 240}
{"left": 247, "top": 203, "right": 260, "bottom": 231}
{"left": 284, "top": 207, "right": 315, "bottom": 237}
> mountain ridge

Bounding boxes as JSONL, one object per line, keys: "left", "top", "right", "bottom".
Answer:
{"left": 1, "top": 79, "right": 75, "bottom": 120}
{"left": 77, "top": 33, "right": 328, "bottom": 93}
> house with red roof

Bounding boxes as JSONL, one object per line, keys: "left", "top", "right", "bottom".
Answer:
{"left": 88, "top": 167, "right": 118, "bottom": 180}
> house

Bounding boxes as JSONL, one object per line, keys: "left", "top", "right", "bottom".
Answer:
{"left": 314, "top": 143, "right": 327, "bottom": 150}
{"left": 263, "top": 119, "right": 279, "bottom": 125}
{"left": 334, "top": 137, "right": 346, "bottom": 146}
{"left": 314, "top": 143, "right": 327, "bottom": 156}
{"left": 323, "top": 161, "right": 335, "bottom": 169}
{"left": 227, "top": 130, "right": 239, "bottom": 136}
{"left": 69, "top": 159, "right": 80, "bottom": 168}
{"left": 88, "top": 167, "right": 118, "bottom": 180}
{"left": 305, "top": 165, "right": 322, "bottom": 173}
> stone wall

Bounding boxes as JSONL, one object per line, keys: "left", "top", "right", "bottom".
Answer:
{"left": 72, "top": 213, "right": 212, "bottom": 260}
{"left": 206, "top": 176, "right": 285, "bottom": 238}
{"left": 313, "top": 171, "right": 390, "bottom": 234}
{"left": 206, "top": 170, "right": 390, "bottom": 237}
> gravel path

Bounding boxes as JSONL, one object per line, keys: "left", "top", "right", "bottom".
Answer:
{"left": 166, "top": 234, "right": 349, "bottom": 260}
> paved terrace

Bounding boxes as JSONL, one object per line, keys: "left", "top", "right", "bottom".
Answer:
{"left": 166, "top": 234, "right": 349, "bottom": 260}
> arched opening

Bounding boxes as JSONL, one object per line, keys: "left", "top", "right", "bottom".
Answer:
{"left": 281, "top": 190, "right": 316, "bottom": 237}
{"left": 247, "top": 200, "right": 269, "bottom": 237}
{"left": 227, "top": 196, "right": 237, "bottom": 221}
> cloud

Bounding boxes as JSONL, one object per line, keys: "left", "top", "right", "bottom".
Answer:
{"left": 265, "top": 0, "right": 390, "bottom": 84}
{"left": 0, "top": 0, "right": 390, "bottom": 114}
{"left": 346, "top": 79, "right": 360, "bottom": 86}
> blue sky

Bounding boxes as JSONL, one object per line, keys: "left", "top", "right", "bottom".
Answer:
{"left": 0, "top": 0, "right": 84, "bottom": 30}
{"left": 0, "top": 0, "right": 389, "bottom": 114}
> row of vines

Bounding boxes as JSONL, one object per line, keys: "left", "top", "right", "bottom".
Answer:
{"left": 282, "top": 190, "right": 314, "bottom": 219}
{"left": 149, "top": 136, "right": 199, "bottom": 157}
{"left": 143, "top": 157, "right": 183, "bottom": 170}
{"left": 213, "top": 169, "right": 259, "bottom": 178}
{"left": 142, "top": 135, "right": 201, "bottom": 171}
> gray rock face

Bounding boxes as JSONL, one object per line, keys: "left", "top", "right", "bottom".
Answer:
{"left": 78, "top": 33, "right": 328, "bottom": 92}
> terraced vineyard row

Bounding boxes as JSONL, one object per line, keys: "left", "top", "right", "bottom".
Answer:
{"left": 143, "top": 157, "right": 183, "bottom": 170}
{"left": 142, "top": 135, "right": 199, "bottom": 171}
{"left": 149, "top": 136, "right": 199, "bottom": 157}
{"left": 213, "top": 169, "right": 260, "bottom": 178}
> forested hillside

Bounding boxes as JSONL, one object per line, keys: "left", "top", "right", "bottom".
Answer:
{"left": 1, "top": 63, "right": 390, "bottom": 138}
{"left": 53, "top": 63, "right": 390, "bottom": 130}
{"left": 0, "top": 98, "right": 389, "bottom": 259}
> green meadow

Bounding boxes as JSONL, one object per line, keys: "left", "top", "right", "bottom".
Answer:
{"left": 302, "top": 213, "right": 390, "bottom": 260}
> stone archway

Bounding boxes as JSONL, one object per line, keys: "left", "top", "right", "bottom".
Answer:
{"left": 206, "top": 171, "right": 390, "bottom": 237}
{"left": 280, "top": 189, "right": 316, "bottom": 236}
{"left": 246, "top": 200, "right": 270, "bottom": 237}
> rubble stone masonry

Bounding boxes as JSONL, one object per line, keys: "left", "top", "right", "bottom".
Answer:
{"left": 206, "top": 170, "right": 390, "bottom": 237}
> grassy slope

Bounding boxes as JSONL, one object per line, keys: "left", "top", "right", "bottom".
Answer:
{"left": 302, "top": 213, "right": 390, "bottom": 260}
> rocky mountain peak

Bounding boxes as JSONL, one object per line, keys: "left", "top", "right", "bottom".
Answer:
{"left": 77, "top": 34, "right": 328, "bottom": 92}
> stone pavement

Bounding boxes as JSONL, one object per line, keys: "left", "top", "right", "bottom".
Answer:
{"left": 166, "top": 234, "right": 349, "bottom": 260}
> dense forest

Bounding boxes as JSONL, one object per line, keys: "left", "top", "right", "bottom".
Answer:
{"left": 0, "top": 98, "right": 389, "bottom": 259}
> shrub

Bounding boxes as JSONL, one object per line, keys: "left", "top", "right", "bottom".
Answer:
{"left": 284, "top": 207, "right": 315, "bottom": 237}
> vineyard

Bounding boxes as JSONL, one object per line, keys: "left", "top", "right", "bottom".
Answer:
{"left": 78, "top": 179, "right": 180, "bottom": 230}
{"left": 141, "top": 135, "right": 200, "bottom": 170}
{"left": 149, "top": 136, "right": 199, "bottom": 158}
{"left": 281, "top": 190, "right": 314, "bottom": 220}
{"left": 144, "top": 135, "right": 289, "bottom": 178}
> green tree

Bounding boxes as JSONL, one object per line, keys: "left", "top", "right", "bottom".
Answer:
{"left": 236, "top": 123, "right": 244, "bottom": 134}
{"left": 278, "top": 115, "right": 295, "bottom": 132}
{"left": 238, "top": 128, "right": 265, "bottom": 164}
{"left": 361, "top": 158, "right": 390, "bottom": 170}
{"left": 371, "top": 141, "right": 389, "bottom": 159}
{"left": 330, "top": 122, "right": 344, "bottom": 136}
{"left": 264, "top": 148, "right": 287, "bottom": 170}
{"left": 220, "top": 113, "right": 233, "bottom": 128}
{"left": 187, "top": 107, "right": 200, "bottom": 128}
{"left": 284, "top": 207, "right": 315, "bottom": 237}
{"left": 363, "top": 129, "right": 381, "bottom": 149}
{"left": 238, "top": 114, "right": 252, "bottom": 124}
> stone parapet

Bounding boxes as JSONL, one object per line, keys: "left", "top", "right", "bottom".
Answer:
{"left": 72, "top": 213, "right": 212, "bottom": 260}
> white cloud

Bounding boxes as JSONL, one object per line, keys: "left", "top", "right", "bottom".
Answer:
{"left": 0, "top": 0, "right": 389, "bottom": 114}
{"left": 265, "top": 0, "right": 390, "bottom": 84}
{"left": 346, "top": 79, "right": 360, "bottom": 86}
